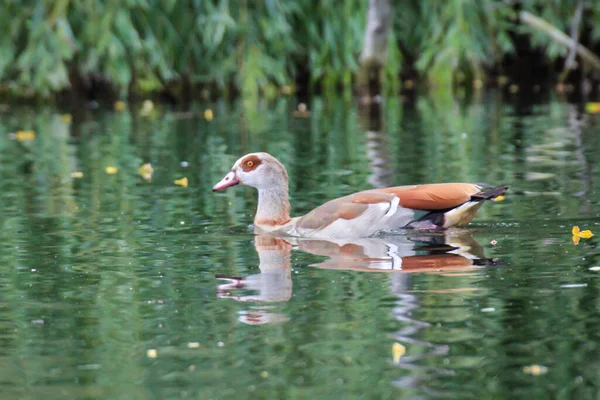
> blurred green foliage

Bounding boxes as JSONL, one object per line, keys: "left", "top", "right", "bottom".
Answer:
{"left": 1, "top": 0, "right": 600, "bottom": 99}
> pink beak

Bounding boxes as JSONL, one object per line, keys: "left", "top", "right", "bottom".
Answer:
{"left": 212, "top": 170, "right": 240, "bottom": 191}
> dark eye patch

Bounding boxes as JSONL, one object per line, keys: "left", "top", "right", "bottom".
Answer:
{"left": 240, "top": 155, "right": 262, "bottom": 172}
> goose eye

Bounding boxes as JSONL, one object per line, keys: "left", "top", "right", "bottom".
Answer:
{"left": 247, "top": 161, "right": 254, "bottom": 167}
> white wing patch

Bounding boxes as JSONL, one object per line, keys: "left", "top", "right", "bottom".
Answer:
{"left": 385, "top": 195, "right": 400, "bottom": 217}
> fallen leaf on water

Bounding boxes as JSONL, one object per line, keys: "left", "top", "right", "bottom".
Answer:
{"left": 105, "top": 166, "right": 118, "bottom": 175}
{"left": 71, "top": 171, "right": 84, "bottom": 179}
{"left": 187, "top": 342, "right": 200, "bottom": 349}
{"left": 493, "top": 195, "right": 505, "bottom": 202}
{"left": 138, "top": 163, "right": 154, "bottom": 182}
{"left": 572, "top": 226, "right": 593, "bottom": 245}
{"left": 392, "top": 342, "right": 406, "bottom": 365}
{"left": 260, "top": 371, "right": 269, "bottom": 378}
{"left": 12, "top": 130, "right": 36, "bottom": 142}
{"left": 174, "top": 177, "right": 188, "bottom": 188}
{"left": 573, "top": 226, "right": 593, "bottom": 238}
{"left": 523, "top": 365, "right": 548, "bottom": 375}
{"left": 204, "top": 109, "right": 214, "bottom": 121}
{"left": 585, "top": 102, "right": 600, "bottom": 114}
{"left": 114, "top": 100, "right": 127, "bottom": 111}
{"left": 61, "top": 114, "right": 72, "bottom": 124}
{"left": 147, "top": 349, "right": 157, "bottom": 359}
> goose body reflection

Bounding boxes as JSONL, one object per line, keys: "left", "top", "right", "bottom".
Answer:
{"left": 296, "top": 230, "right": 496, "bottom": 272}
{"left": 217, "top": 230, "right": 498, "bottom": 306}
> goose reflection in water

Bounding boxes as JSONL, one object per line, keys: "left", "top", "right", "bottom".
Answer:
{"left": 299, "top": 230, "right": 498, "bottom": 272}
{"left": 216, "top": 230, "right": 500, "bottom": 325}
{"left": 217, "top": 236, "right": 294, "bottom": 325}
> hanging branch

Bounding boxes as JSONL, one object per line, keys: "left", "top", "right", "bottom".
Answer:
{"left": 564, "top": 0, "right": 584, "bottom": 72}
{"left": 519, "top": 10, "right": 600, "bottom": 72}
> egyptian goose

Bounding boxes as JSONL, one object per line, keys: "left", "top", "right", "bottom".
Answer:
{"left": 212, "top": 152, "right": 508, "bottom": 239}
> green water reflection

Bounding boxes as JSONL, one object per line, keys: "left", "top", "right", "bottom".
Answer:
{"left": 1, "top": 92, "right": 600, "bottom": 399}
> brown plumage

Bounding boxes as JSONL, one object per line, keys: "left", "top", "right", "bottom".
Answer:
{"left": 213, "top": 152, "right": 508, "bottom": 239}
{"left": 381, "top": 183, "right": 480, "bottom": 210}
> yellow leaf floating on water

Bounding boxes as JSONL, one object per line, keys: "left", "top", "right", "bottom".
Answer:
{"left": 493, "top": 195, "right": 505, "bottom": 202}
{"left": 392, "top": 342, "right": 406, "bottom": 365}
{"left": 576, "top": 228, "right": 593, "bottom": 238}
{"left": 71, "top": 171, "right": 84, "bottom": 179}
{"left": 61, "top": 114, "right": 72, "bottom": 125}
{"left": 585, "top": 102, "right": 600, "bottom": 114}
{"left": 105, "top": 166, "right": 118, "bottom": 175}
{"left": 146, "top": 349, "right": 157, "bottom": 359}
{"left": 174, "top": 177, "right": 188, "bottom": 188}
{"left": 138, "top": 163, "right": 154, "bottom": 182}
{"left": 523, "top": 365, "right": 548, "bottom": 376}
{"left": 114, "top": 100, "right": 127, "bottom": 112}
{"left": 13, "top": 130, "right": 36, "bottom": 142}
{"left": 572, "top": 226, "right": 593, "bottom": 245}
{"left": 204, "top": 109, "right": 214, "bottom": 121}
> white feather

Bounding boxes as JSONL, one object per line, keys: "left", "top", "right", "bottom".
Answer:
{"left": 385, "top": 196, "right": 400, "bottom": 217}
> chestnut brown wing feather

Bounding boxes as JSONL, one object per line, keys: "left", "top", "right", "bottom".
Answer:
{"left": 380, "top": 183, "right": 481, "bottom": 210}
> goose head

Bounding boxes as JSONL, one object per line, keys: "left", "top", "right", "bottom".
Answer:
{"left": 212, "top": 152, "right": 289, "bottom": 191}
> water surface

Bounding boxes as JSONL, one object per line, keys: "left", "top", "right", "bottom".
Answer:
{"left": 1, "top": 92, "right": 599, "bottom": 399}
